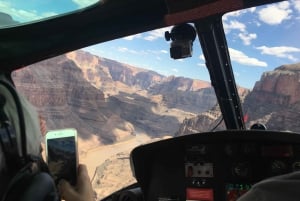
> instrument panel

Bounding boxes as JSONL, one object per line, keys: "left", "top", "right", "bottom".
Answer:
{"left": 130, "top": 130, "right": 300, "bottom": 201}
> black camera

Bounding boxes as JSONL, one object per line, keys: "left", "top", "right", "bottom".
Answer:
{"left": 165, "top": 24, "right": 196, "bottom": 59}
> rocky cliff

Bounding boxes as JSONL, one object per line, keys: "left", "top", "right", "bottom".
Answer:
{"left": 67, "top": 51, "right": 216, "bottom": 114}
{"left": 176, "top": 63, "right": 300, "bottom": 135}
{"left": 12, "top": 50, "right": 217, "bottom": 146}
{"left": 148, "top": 76, "right": 216, "bottom": 113}
{"left": 12, "top": 55, "right": 118, "bottom": 144}
{"left": 175, "top": 104, "right": 223, "bottom": 135}
{"left": 244, "top": 63, "right": 300, "bottom": 132}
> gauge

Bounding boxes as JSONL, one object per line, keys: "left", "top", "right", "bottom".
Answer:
{"left": 270, "top": 160, "right": 287, "bottom": 175}
{"left": 292, "top": 162, "right": 300, "bottom": 171}
{"left": 226, "top": 184, "right": 252, "bottom": 201}
{"left": 198, "top": 144, "right": 207, "bottom": 155}
{"left": 192, "top": 178, "right": 207, "bottom": 186}
{"left": 232, "top": 162, "right": 251, "bottom": 178}
{"left": 186, "top": 145, "right": 208, "bottom": 162}
{"left": 185, "top": 162, "right": 213, "bottom": 178}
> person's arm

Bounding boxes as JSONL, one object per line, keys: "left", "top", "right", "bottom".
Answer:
{"left": 238, "top": 171, "right": 300, "bottom": 201}
{"left": 58, "top": 164, "right": 94, "bottom": 201}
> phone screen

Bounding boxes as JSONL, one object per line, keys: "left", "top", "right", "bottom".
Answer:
{"left": 47, "top": 136, "right": 77, "bottom": 185}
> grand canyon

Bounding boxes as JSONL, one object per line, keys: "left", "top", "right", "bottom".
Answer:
{"left": 12, "top": 50, "right": 300, "bottom": 199}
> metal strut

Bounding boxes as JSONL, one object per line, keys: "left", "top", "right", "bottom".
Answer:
{"left": 194, "top": 15, "right": 245, "bottom": 130}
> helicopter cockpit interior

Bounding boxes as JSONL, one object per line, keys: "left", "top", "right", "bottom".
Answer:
{"left": 1, "top": 0, "right": 299, "bottom": 201}
{"left": 130, "top": 130, "right": 300, "bottom": 201}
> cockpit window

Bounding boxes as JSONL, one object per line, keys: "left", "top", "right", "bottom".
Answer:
{"left": 223, "top": 1, "right": 300, "bottom": 132}
{"left": 10, "top": 1, "right": 300, "bottom": 199}
{"left": 12, "top": 27, "right": 219, "bottom": 199}
{"left": 0, "top": 0, "right": 99, "bottom": 28}
{"left": 223, "top": 1, "right": 300, "bottom": 88}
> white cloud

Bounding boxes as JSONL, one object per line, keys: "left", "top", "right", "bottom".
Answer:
{"left": 223, "top": 11, "right": 244, "bottom": 21}
{"left": 144, "top": 27, "right": 171, "bottom": 41}
{"left": 117, "top": 47, "right": 140, "bottom": 54}
{"left": 0, "top": 2, "right": 57, "bottom": 23}
{"left": 223, "top": 7, "right": 256, "bottom": 20}
{"left": 234, "top": 71, "right": 240, "bottom": 77}
{"left": 249, "top": 7, "right": 256, "bottom": 13}
{"left": 72, "top": 0, "right": 98, "bottom": 8}
{"left": 258, "top": 1, "right": 292, "bottom": 25}
{"left": 224, "top": 20, "right": 257, "bottom": 45}
{"left": 118, "top": 47, "right": 129, "bottom": 52}
{"left": 147, "top": 49, "right": 168, "bottom": 55}
{"left": 256, "top": 45, "right": 300, "bottom": 61}
{"left": 172, "top": 68, "right": 179, "bottom": 73}
{"left": 222, "top": 10, "right": 250, "bottom": 21}
{"left": 118, "top": 47, "right": 160, "bottom": 56}
{"left": 222, "top": 7, "right": 258, "bottom": 45}
{"left": 197, "top": 63, "right": 206, "bottom": 67}
{"left": 15, "top": 10, "right": 38, "bottom": 20}
{"left": 42, "top": 12, "right": 57, "bottom": 18}
{"left": 229, "top": 48, "right": 268, "bottom": 67}
{"left": 238, "top": 33, "right": 257, "bottom": 45}
{"left": 293, "top": 0, "right": 300, "bottom": 12}
{"left": 123, "top": 33, "right": 142, "bottom": 41}
{"left": 254, "top": 21, "right": 261, "bottom": 27}
{"left": 199, "top": 54, "right": 205, "bottom": 60}
{"left": 144, "top": 35, "right": 157, "bottom": 41}
{"left": 0, "top": 2, "right": 10, "bottom": 9}
{"left": 223, "top": 20, "right": 246, "bottom": 33}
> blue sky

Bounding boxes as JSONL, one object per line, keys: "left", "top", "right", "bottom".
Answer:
{"left": 1, "top": 0, "right": 300, "bottom": 89}
{"left": 85, "top": 1, "right": 300, "bottom": 89}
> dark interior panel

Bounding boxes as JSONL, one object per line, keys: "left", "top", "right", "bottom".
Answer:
{"left": 131, "top": 130, "right": 300, "bottom": 201}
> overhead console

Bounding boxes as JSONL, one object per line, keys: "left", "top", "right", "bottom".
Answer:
{"left": 130, "top": 130, "right": 300, "bottom": 201}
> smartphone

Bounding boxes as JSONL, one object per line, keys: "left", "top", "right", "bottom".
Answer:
{"left": 45, "top": 128, "right": 78, "bottom": 185}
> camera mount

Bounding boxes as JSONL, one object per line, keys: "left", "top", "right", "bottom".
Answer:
{"left": 165, "top": 23, "right": 197, "bottom": 59}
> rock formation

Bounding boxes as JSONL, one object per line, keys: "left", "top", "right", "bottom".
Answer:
{"left": 12, "top": 50, "right": 217, "bottom": 145}
{"left": 244, "top": 63, "right": 300, "bottom": 132}
{"left": 176, "top": 63, "right": 300, "bottom": 135}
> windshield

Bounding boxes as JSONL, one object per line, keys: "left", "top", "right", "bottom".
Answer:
{"left": 0, "top": 0, "right": 99, "bottom": 28}
{"left": 224, "top": 1, "right": 300, "bottom": 131}
{"left": 11, "top": 1, "right": 300, "bottom": 199}
{"left": 12, "top": 27, "right": 219, "bottom": 199}
{"left": 224, "top": 1, "right": 300, "bottom": 88}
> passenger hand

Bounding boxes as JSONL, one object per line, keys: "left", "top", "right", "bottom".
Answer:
{"left": 58, "top": 164, "right": 94, "bottom": 201}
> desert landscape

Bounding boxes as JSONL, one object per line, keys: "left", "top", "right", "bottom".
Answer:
{"left": 79, "top": 132, "right": 151, "bottom": 199}
{"left": 79, "top": 131, "right": 173, "bottom": 199}
{"left": 79, "top": 132, "right": 150, "bottom": 179}
{"left": 12, "top": 49, "right": 300, "bottom": 199}
{"left": 13, "top": 50, "right": 216, "bottom": 199}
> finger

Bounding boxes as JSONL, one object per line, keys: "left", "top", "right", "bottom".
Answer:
{"left": 39, "top": 115, "right": 47, "bottom": 136}
{"left": 78, "top": 164, "right": 91, "bottom": 184}
{"left": 77, "top": 164, "right": 93, "bottom": 194}
{"left": 58, "top": 180, "right": 79, "bottom": 201}
{"left": 78, "top": 164, "right": 89, "bottom": 178}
